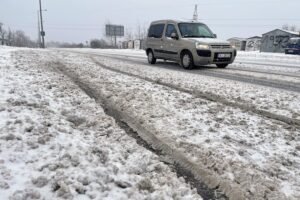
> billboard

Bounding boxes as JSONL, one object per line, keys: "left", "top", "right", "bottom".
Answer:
{"left": 106, "top": 24, "right": 124, "bottom": 37}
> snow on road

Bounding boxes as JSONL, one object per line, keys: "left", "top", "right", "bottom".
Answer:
{"left": 45, "top": 49, "right": 299, "bottom": 199}
{"left": 67, "top": 48, "right": 300, "bottom": 121}
{"left": 0, "top": 47, "right": 201, "bottom": 200}
{"left": 71, "top": 48, "right": 300, "bottom": 66}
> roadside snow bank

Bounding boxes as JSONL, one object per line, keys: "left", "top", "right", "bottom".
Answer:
{"left": 236, "top": 51, "right": 300, "bottom": 64}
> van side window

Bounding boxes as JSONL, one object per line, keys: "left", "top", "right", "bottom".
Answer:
{"left": 148, "top": 24, "right": 165, "bottom": 38}
{"left": 165, "top": 24, "right": 177, "bottom": 37}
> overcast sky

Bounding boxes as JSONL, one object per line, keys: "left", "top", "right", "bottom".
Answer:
{"left": 1, "top": 0, "right": 300, "bottom": 43}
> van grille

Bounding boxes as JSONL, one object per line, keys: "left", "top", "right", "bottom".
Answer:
{"left": 197, "top": 50, "right": 211, "bottom": 57}
{"left": 211, "top": 45, "right": 231, "bottom": 49}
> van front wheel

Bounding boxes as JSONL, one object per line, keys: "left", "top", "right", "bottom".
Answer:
{"left": 181, "top": 51, "right": 194, "bottom": 70}
{"left": 147, "top": 50, "right": 156, "bottom": 64}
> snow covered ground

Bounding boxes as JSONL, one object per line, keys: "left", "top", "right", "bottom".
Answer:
{"left": 0, "top": 47, "right": 201, "bottom": 200}
{"left": 1, "top": 47, "right": 300, "bottom": 200}
{"left": 51, "top": 48, "right": 299, "bottom": 199}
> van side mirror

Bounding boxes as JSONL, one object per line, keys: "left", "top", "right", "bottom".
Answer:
{"left": 213, "top": 34, "right": 217, "bottom": 38}
{"left": 171, "top": 32, "right": 179, "bottom": 40}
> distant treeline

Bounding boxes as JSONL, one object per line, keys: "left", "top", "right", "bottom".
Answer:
{"left": 0, "top": 23, "right": 37, "bottom": 48}
{"left": 47, "top": 39, "right": 118, "bottom": 49}
{"left": 1, "top": 22, "right": 120, "bottom": 49}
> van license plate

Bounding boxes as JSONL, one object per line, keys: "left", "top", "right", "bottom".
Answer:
{"left": 218, "top": 53, "right": 231, "bottom": 58}
{"left": 288, "top": 50, "right": 294, "bottom": 53}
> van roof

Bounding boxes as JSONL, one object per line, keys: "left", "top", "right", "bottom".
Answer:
{"left": 150, "top": 19, "right": 204, "bottom": 24}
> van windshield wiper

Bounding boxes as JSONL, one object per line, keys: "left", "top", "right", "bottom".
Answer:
{"left": 183, "top": 35, "right": 201, "bottom": 38}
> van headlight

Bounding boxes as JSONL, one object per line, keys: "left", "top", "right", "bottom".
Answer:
{"left": 195, "top": 43, "right": 210, "bottom": 50}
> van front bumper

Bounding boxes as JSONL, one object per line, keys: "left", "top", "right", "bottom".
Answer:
{"left": 192, "top": 49, "right": 237, "bottom": 66}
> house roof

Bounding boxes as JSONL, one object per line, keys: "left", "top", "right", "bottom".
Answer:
{"left": 262, "top": 29, "right": 300, "bottom": 36}
{"left": 247, "top": 36, "right": 262, "bottom": 39}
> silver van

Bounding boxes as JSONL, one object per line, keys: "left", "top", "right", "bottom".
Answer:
{"left": 145, "top": 20, "right": 237, "bottom": 69}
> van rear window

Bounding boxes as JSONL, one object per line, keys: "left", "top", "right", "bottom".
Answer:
{"left": 148, "top": 24, "right": 165, "bottom": 38}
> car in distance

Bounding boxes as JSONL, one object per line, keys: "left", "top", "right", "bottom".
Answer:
{"left": 145, "top": 20, "right": 237, "bottom": 69}
{"left": 285, "top": 37, "right": 300, "bottom": 55}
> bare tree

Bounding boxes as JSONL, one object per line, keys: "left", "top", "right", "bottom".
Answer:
{"left": 282, "top": 24, "right": 298, "bottom": 32}
{"left": 141, "top": 24, "right": 148, "bottom": 39}
{"left": 0, "top": 22, "right": 4, "bottom": 45}
{"left": 290, "top": 25, "right": 297, "bottom": 32}
{"left": 12, "top": 30, "right": 36, "bottom": 47}
{"left": 282, "top": 24, "right": 289, "bottom": 30}
{"left": 0, "top": 22, "right": 37, "bottom": 47}
{"left": 136, "top": 23, "right": 142, "bottom": 40}
{"left": 1, "top": 30, "right": 6, "bottom": 45}
{"left": 134, "top": 23, "right": 148, "bottom": 40}
{"left": 6, "top": 28, "right": 13, "bottom": 46}
{"left": 125, "top": 27, "right": 134, "bottom": 41}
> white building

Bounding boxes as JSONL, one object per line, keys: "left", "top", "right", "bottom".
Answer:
{"left": 227, "top": 37, "right": 247, "bottom": 51}
{"left": 246, "top": 36, "right": 262, "bottom": 51}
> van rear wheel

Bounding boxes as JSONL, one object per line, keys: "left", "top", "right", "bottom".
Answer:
{"left": 147, "top": 50, "right": 156, "bottom": 64}
{"left": 217, "top": 64, "right": 228, "bottom": 68}
{"left": 181, "top": 51, "right": 194, "bottom": 70}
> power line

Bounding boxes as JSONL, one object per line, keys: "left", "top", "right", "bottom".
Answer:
{"left": 7, "top": 24, "right": 295, "bottom": 31}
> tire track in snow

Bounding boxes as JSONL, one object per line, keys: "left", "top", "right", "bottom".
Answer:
{"left": 72, "top": 51, "right": 300, "bottom": 82}
{"left": 74, "top": 51, "right": 300, "bottom": 93}
{"left": 53, "top": 62, "right": 230, "bottom": 200}
{"left": 89, "top": 57, "right": 300, "bottom": 128}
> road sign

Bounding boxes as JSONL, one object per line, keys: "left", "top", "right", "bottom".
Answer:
{"left": 106, "top": 24, "right": 124, "bottom": 37}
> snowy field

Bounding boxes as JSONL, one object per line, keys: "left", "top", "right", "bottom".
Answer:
{"left": 1, "top": 47, "right": 300, "bottom": 200}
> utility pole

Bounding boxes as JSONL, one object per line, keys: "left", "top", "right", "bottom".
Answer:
{"left": 39, "top": 0, "right": 45, "bottom": 48}
{"left": 37, "top": 11, "right": 41, "bottom": 48}
{"left": 193, "top": 4, "right": 198, "bottom": 22}
{"left": 0, "top": 23, "right": 4, "bottom": 45}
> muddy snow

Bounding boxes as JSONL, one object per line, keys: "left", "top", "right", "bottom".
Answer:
{"left": 54, "top": 49, "right": 299, "bottom": 200}
{"left": 0, "top": 47, "right": 201, "bottom": 200}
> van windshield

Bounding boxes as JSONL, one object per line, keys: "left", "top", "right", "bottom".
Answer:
{"left": 178, "top": 23, "right": 214, "bottom": 38}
